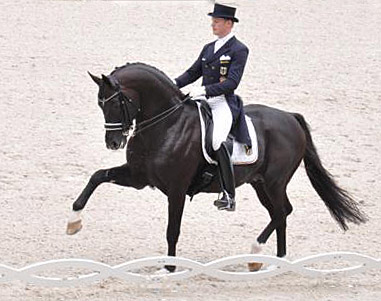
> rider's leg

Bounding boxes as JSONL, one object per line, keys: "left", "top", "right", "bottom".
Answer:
{"left": 208, "top": 96, "right": 235, "bottom": 211}
{"left": 214, "top": 142, "right": 236, "bottom": 210}
{"left": 209, "top": 96, "right": 233, "bottom": 152}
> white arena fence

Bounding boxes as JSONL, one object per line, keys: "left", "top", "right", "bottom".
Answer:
{"left": 0, "top": 252, "right": 380, "bottom": 287}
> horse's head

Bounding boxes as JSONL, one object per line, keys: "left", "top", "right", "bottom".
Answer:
{"left": 88, "top": 72, "right": 140, "bottom": 150}
{"left": 88, "top": 63, "right": 185, "bottom": 150}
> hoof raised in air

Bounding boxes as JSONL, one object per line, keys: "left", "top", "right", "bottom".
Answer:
{"left": 66, "top": 220, "right": 82, "bottom": 235}
{"left": 248, "top": 262, "right": 263, "bottom": 272}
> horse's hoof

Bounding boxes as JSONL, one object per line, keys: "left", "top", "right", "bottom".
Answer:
{"left": 66, "top": 220, "right": 82, "bottom": 235}
{"left": 248, "top": 241, "right": 263, "bottom": 271}
{"left": 154, "top": 268, "right": 171, "bottom": 275}
{"left": 248, "top": 262, "right": 263, "bottom": 272}
{"left": 164, "top": 265, "right": 176, "bottom": 273}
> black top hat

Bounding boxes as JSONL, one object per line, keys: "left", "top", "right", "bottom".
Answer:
{"left": 208, "top": 3, "right": 239, "bottom": 23}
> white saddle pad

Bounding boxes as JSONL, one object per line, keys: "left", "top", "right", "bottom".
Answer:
{"left": 196, "top": 102, "right": 258, "bottom": 166}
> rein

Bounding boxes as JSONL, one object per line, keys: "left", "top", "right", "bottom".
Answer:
{"left": 132, "top": 96, "right": 190, "bottom": 136}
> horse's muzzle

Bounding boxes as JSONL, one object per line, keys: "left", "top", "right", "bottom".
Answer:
{"left": 106, "top": 137, "right": 126, "bottom": 150}
{"left": 107, "top": 141, "right": 121, "bottom": 150}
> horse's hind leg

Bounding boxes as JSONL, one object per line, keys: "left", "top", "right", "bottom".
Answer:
{"left": 275, "top": 193, "right": 292, "bottom": 257}
{"left": 248, "top": 185, "right": 291, "bottom": 272}
{"left": 251, "top": 181, "right": 292, "bottom": 257}
{"left": 67, "top": 164, "right": 134, "bottom": 235}
{"left": 247, "top": 181, "right": 272, "bottom": 271}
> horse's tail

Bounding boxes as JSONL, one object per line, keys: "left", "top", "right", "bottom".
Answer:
{"left": 293, "top": 113, "right": 367, "bottom": 230}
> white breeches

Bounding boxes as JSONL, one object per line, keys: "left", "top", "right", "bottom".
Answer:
{"left": 208, "top": 95, "right": 233, "bottom": 151}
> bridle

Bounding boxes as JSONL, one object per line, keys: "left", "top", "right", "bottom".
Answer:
{"left": 99, "top": 77, "right": 190, "bottom": 137}
{"left": 99, "top": 88, "right": 140, "bottom": 136}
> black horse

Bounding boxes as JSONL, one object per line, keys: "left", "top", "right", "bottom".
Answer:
{"left": 67, "top": 62, "right": 366, "bottom": 271}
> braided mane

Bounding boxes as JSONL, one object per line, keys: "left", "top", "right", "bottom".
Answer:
{"left": 111, "top": 62, "right": 184, "bottom": 98}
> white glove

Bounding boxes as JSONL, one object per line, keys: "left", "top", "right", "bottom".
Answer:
{"left": 189, "top": 86, "right": 206, "bottom": 98}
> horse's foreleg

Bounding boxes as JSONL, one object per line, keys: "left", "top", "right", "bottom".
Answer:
{"left": 67, "top": 164, "right": 132, "bottom": 235}
{"left": 165, "top": 192, "right": 186, "bottom": 272}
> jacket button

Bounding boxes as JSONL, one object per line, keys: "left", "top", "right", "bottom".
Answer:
{"left": 211, "top": 66, "right": 215, "bottom": 70}
{"left": 210, "top": 76, "right": 214, "bottom": 80}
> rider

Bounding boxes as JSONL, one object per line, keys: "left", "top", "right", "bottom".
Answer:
{"left": 174, "top": 3, "right": 251, "bottom": 211}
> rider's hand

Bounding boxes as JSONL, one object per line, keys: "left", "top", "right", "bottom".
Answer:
{"left": 189, "top": 86, "right": 206, "bottom": 98}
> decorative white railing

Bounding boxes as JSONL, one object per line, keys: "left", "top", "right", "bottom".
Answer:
{"left": 0, "top": 252, "right": 380, "bottom": 287}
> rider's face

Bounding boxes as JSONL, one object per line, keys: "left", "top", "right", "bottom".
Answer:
{"left": 211, "top": 17, "right": 233, "bottom": 38}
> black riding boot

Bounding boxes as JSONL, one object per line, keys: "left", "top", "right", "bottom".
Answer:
{"left": 213, "top": 142, "right": 236, "bottom": 211}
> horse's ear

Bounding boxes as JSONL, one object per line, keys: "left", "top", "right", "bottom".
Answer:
{"left": 88, "top": 72, "right": 102, "bottom": 86}
{"left": 101, "top": 74, "right": 112, "bottom": 87}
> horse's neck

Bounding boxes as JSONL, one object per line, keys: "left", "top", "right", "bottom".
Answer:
{"left": 118, "top": 66, "right": 181, "bottom": 120}
{"left": 138, "top": 81, "right": 180, "bottom": 121}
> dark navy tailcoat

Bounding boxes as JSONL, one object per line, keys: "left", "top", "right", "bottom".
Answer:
{"left": 175, "top": 36, "right": 251, "bottom": 147}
